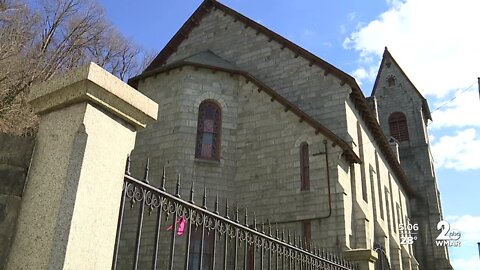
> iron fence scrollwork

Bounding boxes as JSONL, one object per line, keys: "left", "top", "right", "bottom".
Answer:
{"left": 112, "top": 156, "right": 359, "bottom": 270}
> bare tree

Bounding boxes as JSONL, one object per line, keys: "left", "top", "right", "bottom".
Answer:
{"left": 0, "top": 0, "right": 146, "bottom": 135}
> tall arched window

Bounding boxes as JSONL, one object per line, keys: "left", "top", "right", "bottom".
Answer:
{"left": 300, "top": 142, "right": 310, "bottom": 191}
{"left": 195, "top": 101, "right": 222, "bottom": 160}
{"left": 389, "top": 112, "right": 409, "bottom": 141}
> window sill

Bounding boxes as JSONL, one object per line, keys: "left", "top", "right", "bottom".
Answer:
{"left": 194, "top": 158, "right": 221, "bottom": 166}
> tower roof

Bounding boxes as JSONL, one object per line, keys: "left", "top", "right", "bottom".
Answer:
{"left": 372, "top": 47, "right": 432, "bottom": 121}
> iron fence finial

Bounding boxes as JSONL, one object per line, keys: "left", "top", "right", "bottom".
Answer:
{"left": 125, "top": 155, "right": 131, "bottom": 175}
{"left": 202, "top": 187, "right": 207, "bottom": 209}
{"left": 160, "top": 166, "right": 166, "bottom": 191}
{"left": 225, "top": 198, "right": 230, "bottom": 219}
{"left": 267, "top": 220, "right": 272, "bottom": 236}
{"left": 189, "top": 181, "right": 195, "bottom": 203}
{"left": 260, "top": 216, "right": 264, "bottom": 233}
{"left": 214, "top": 194, "right": 219, "bottom": 214}
{"left": 235, "top": 203, "right": 239, "bottom": 223}
{"left": 175, "top": 173, "right": 181, "bottom": 198}
{"left": 143, "top": 158, "right": 150, "bottom": 183}
{"left": 244, "top": 208, "right": 248, "bottom": 226}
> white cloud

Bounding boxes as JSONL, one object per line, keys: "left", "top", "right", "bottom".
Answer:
{"left": 452, "top": 256, "right": 480, "bottom": 270}
{"left": 344, "top": 0, "right": 480, "bottom": 97}
{"left": 303, "top": 28, "right": 314, "bottom": 36}
{"left": 347, "top": 12, "right": 357, "bottom": 21}
{"left": 431, "top": 128, "right": 480, "bottom": 170}
{"left": 351, "top": 66, "right": 378, "bottom": 84}
{"left": 385, "top": 0, "right": 404, "bottom": 7}
{"left": 444, "top": 215, "right": 480, "bottom": 269}
{"left": 429, "top": 88, "right": 480, "bottom": 129}
{"left": 449, "top": 215, "right": 480, "bottom": 244}
{"left": 322, "top": 42, "right": 333, "bottom": 48}
{"left": 352, "top": 68, "right": 368, "bottom": 81}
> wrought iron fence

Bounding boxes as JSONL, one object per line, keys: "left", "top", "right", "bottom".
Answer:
{"left": 373, "top": 243, "right": 391, "bottom": 270}
{"left": 112, "top": 157, "right": 358, "bottom": 270}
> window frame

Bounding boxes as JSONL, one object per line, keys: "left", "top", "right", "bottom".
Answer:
{"left": 388, "top": 112, "right": 409, "bottom": 142}
{"left": 300, "top": 142, "right": 310, "bottom": 191}
{"left": 195, "top": 100, "right": 222, "bottom": 160}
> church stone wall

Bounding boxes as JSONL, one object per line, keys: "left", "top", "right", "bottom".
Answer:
{"left": 132, "top": 67, "right": 240, "bottom": 199}
{"left": 126, "top": 5, "right": 442, "bottom": 268}
{"left": 128, "top": 66, "right": 354, "bottom": 259}
{"left": 344, "top": 99, "right": 416, "bottom": 268}
{"left": 0, "top": 133, "right": 34, "bottom": 269}
{"left": 163, "top": 9, "right": 353, "bottom": 142}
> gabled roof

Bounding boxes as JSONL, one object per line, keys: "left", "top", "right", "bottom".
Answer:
{"left": 129, "top": 0, "right": 416, "bottom": 198}
{"left": 131, "top": 50, "right": 362, "bottom": 164}
{"left": 180, "top": 50, "right": 240, "bottom": 71}
{"left": 371, "top": 47, "right": 432, "bottom": 121}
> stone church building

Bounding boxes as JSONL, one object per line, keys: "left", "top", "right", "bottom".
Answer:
{"left": 125, "top": 0, "right": 452, "bottom": 269}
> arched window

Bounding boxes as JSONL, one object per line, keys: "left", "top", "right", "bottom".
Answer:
{"left": 387, "top": 76, "right": 396, "bottom": 87}
{"left": 195, "top": 101, "right": 221, "bottom": 160}
{"left": 389, "top": 112, "right": 409, "bottom": 141}
{"left": 300, "top": 142, "right": 310, "bottom": 191}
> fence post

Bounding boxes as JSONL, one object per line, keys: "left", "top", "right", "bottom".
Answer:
{"left": 5, "top": 63, "right": 158, "bottom": 270}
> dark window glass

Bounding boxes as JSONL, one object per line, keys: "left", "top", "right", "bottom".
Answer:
{"left": 195, "top": 101, "right": 221, "bottom": 159}
{"left": 188, "top": 226, "right": 214, "bottom": 270}
{"left": 387, "top": 76, "right": 396, "bottom": 87}
{"left": 300, "top": 142, "right": 310, "bottom": 191}
{"left": 302, "top": 220, "right": 312, "bottom": 245}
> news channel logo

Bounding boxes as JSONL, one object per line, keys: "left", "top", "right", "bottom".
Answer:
{"left": 436, "top": 220, "right": 461, "bottom": 247}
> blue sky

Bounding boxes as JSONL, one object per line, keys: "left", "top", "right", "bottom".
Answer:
{"left": 97, "top": 0, "right": 480, "bottom": 268}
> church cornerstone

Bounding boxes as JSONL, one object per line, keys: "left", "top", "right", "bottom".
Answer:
{"left": 5, "top": 63, "right": 158, "bottom": 270}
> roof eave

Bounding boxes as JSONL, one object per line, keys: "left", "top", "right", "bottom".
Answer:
{"left": 132, "top": 61, "right": 362, "bottom": 165}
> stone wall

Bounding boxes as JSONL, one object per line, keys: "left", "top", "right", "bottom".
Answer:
{"left": 0, "top": 133, "right": 34, "bottom": 269}
{"left": 163, "top": 9, "right": 353, "bottom": 141}
{"left": 373, "top": 51, "right": 452, "bottom": 269}
{"left": 343, "top": 99, "right": 416, "bottom": 268}
{"left": 118, "top": 66, "right": 352, "bottom": 268}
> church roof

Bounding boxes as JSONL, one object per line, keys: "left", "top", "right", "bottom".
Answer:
{"left": 131, "top": 50, "right": 362, "bottom": 164}
{"left": 128, "top": 0, "right": 415, "bottom": 197}
{"left": 371, "top": 47, "right": 432, "bottom": 121}
{"left": 179, "top": 50, "right": 241, "bottom": 71}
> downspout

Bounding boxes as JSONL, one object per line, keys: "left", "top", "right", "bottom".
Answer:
{"left": 316, "top": 140, "right": 332, "bottom": 219}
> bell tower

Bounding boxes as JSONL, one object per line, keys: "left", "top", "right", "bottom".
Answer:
{"left": 372, "top": 47, "right": 452, "bottom": 270}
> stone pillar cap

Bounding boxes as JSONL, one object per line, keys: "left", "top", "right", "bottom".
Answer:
{"left": 343, "top": 248, "right": 378, "bottom": 263}
{"left": 28, "top": 62, "right": 158, "bottom": 128}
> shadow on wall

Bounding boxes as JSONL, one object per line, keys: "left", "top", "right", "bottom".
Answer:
{"left": 0, "top": 133, "right": 34, "bottom": 270}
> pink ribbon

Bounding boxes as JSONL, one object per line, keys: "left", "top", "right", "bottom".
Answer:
{"left": 166, "top": 216, "right": 186, "bottom": 236}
